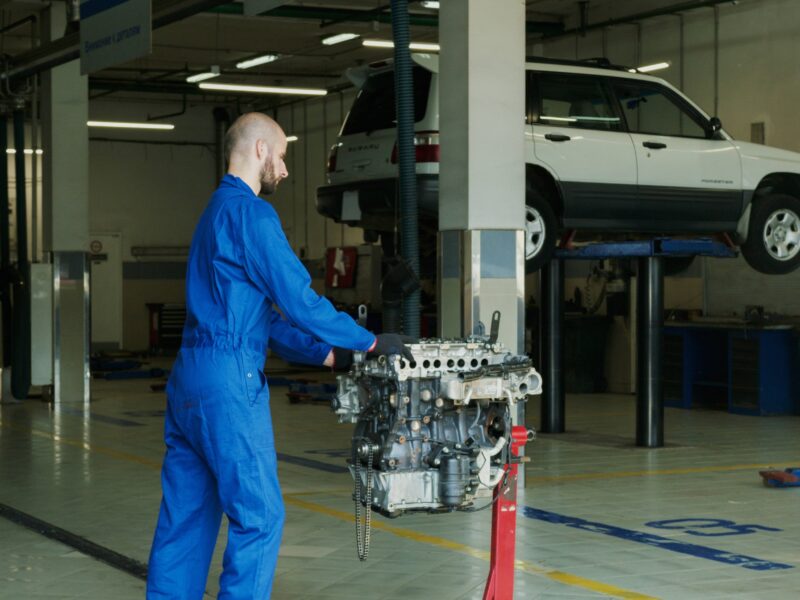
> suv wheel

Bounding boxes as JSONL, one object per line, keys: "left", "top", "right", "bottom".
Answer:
{"left": 525, "top": 191, "right": 557, "bottom": 273}
{"left": 741, "top": 193, "right": 800, "bottom": 275}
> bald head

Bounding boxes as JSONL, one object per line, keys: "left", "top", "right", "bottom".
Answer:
{"left": 225, "top": 112, "right": 289, "bottom": 196}
{"left": 225, "top": 112, "right": 284, "bottom": 163}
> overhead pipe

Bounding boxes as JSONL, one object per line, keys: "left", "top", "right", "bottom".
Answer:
{"left": 147, "top": 94, "right": 188, "bottom": 122}
{"left": 0, "top": 110, "right": 11, "bottom": 369}
{"left": 11, "top": 106, "right": 31, "bottom": 400}
{"left": 208, "top": 4, "right": 563, "bottom": 34}
{"left": 0, "top": 15, "right": 37, "bottom": 36}
{"left": 389, "top": 0, "right": 419, "bottom": 337}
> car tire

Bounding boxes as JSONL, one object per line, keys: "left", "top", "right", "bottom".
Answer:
{"left": 525, "top": 187, "right": 558, "bottom": 273}
{"left": 740, "top": 193, "right": 800, "bottom": 275}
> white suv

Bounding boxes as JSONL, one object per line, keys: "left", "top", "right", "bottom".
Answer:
{"left": 317, "top": 55, "right": 800, "bottom": 275}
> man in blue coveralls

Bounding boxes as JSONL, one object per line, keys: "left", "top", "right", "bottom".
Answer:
{"left": 146, "top": 112, "right": 412, "bottom": 599}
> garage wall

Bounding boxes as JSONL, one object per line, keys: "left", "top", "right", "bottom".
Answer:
{"left": 533, "top": 0, "right": 800, "bottom": 317}
{"left": 89, "top": 93, "right": 362, "bottom": 350}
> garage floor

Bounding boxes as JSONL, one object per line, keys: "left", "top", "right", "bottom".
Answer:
{"left": 1, "top": 359, "right": 799, "bottom": 600}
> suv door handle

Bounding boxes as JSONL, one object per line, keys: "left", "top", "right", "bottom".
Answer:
{"left": 643, "top": 141, "right": 667, "bottom": 149}
{"left": 545, "top": 133, "right": 571, "bottom": 142}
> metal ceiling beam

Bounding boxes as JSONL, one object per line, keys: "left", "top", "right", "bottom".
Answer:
{"left": 210, "top": 4, "right": 565, "bottom": 35}
{"left": 3, "top": 0, "right": 232, "bottom": 83}
{"left": 89, "top": 78, "right": 202, "bottom": 96}
{"left": 544, "top": 0, "right": 736, "bottom": 38}
{"left": 210, "top": 3, "right": 437, "bottom": 26}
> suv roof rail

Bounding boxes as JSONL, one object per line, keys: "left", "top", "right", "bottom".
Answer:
{"left": 525, "top": 56, "right": 632, "bottom": 72}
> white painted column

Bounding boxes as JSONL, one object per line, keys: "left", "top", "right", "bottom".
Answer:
{"left": 438, "top": 0, "right": 528, "bottom": 473}
{"left": 40, "top": 5, "right": 90, "bottom": 403}
{"left": 438, "top": 0, "right": 526, "bottom": 347}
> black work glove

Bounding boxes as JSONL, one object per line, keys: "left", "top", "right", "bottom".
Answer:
{"left": 368, "top": 333, "right": 416, "bottom": 362}
{"left": 332, "top": 347, "right": 354, "bottom": 371}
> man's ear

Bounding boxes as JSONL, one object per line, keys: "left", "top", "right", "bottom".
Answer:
{"left": 256, "top": 139, "right": 269, "bottom": 160}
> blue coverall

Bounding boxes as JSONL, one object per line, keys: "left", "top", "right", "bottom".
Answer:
{"left": 147, "top": 174, "right": 375, "bottom": 599}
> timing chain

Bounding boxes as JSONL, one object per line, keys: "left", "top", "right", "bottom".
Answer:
{"left": 353, "top": 438, "right": 374, "bottom": 561}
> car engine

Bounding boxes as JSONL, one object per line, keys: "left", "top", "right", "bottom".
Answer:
{"left": 332, "top": 330, "right": 541, "bottom": 559}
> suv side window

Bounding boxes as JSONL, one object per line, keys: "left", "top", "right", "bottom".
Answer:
{"left": 534, "top": 72, "right": 622, "bottom": 131}
{"left": 611, "top": 80, "right": 708, "bottom": 139}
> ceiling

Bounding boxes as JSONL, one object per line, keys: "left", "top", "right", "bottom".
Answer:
{"left": 0, "top": 0, "right": 733, "bottom": 107}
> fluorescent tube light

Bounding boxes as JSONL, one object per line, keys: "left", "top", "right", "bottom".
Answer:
{"left": 186, "top": 66, "right": 220, "bottom": 83}
{"left": 87, "top": 121, "right": 176, "bottom": 130}
{"left": 362, "top": 39, "right": 394, "bottom": 49}
{"left": 420, "top": 1, "right": 440, "bottom": 8}
{"left": 198, "top": 82, "right": 327, "bottom": 96}
{"left": 362, "top": 39, "right": 440, "bottom": 51}
{"left": 322, "top": 33, "right": 359, "bottom": 46}
{"left": 411, "top": 42, "right": 441, "bottom": 51}
{"left": 235, "top": 54, "right": 280, "bottom": 70}
{"left": 286, "top": 135, "right": 299, "bottom": 142}
{"left": 186, "top": 72, "right": 219, "bottom": 83}
{"left": 6, "top": 149, "right": 44, "bottom": 155}
{"left": 636, "top": 62, "right": 670, "bottom": 73}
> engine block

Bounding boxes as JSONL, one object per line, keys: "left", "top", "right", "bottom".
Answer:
{"left": 333, "top": 338, "right": 541, "bottom": 517}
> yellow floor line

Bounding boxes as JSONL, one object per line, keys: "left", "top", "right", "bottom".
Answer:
{"left": 3, "top": 422, "right": 163, "bottom": 469}
{"left": 528, "top": 461, "right": 799, "bottom": 483}
{"left": 3, "top": 420, "right": 660, "bottom": 598}
{"left": 284, "top": 496, "right": 657, "bottom": 600}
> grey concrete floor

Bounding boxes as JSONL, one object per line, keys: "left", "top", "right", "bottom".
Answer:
{"left": 1, "top": 357, "right": 799, "bottom": 599}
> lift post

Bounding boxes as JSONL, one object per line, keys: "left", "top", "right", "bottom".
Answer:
{"left": 539, "top": 259, "right": 565, "bottom": 433}
{"left": 483, "top": 425, "right": 529, "bottom": 600}
{"left": 540, "top": 238, "right": 736, "bottom": 447}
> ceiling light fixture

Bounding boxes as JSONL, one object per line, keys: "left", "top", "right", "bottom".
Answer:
{"left": 87, "top": 120, "right": 176, "bottom": 130}
{"left": 420, "top": 1, "right": 440, "bottom": 8}
{"left": 235, "top": 54, "right": 280, "bottom": 70}
{"left": 198, "top": 82, "right": 327, "bottom": 96}
{"left": 362, "top": 39, "right": 440, "bottom": 51}
{"left": 286, "top": 135, "right": 299, "bottom": 142}
{"left": 322, "top": 33, "right": 359, "bottom": 46}
{"left": 186, "top": 66, "right": 220, "bottom": 83}
{"left": 6, "top": 149, "right": 43, "bottom": 155}
{"left": 635, "top": 61, "right": 671, "bottom": 73}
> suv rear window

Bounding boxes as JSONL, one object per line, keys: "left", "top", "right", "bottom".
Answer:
{"left": 341, "top": 66, "right": 433, "bottom": 135}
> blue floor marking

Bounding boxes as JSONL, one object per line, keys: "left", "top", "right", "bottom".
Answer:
{"left": 58, "top": 406, "right": 145, "bottom": 427}
{"left": 522, "top": 506, "right": 793, "bottom": 571}
{"left": 276, "top": 453, "right": 348, "bottom": 474}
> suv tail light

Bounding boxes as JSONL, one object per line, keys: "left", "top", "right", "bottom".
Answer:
{"left": 327, "top": 144, "right": 340, "bottom": 173}
{"left": 391, "top": 131, "right": 440, "bottom": 164}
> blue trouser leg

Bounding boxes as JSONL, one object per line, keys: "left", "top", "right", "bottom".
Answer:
{"left": 147, "top": 398, "right": 222, "bottom": 600}
{"left": 201, "top": 387, "right": 285, "bottom": 599}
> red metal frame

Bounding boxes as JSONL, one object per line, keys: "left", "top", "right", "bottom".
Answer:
{"left": 483, "top": 425, "right": 529, "bottom": 600}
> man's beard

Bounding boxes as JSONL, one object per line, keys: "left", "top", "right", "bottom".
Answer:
{"left": 259, "top": 161, "right": 279, "bottom": 196}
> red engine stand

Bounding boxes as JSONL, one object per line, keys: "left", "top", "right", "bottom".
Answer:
{"left": 483, "top": 425, "right": 529, "bottom": 600}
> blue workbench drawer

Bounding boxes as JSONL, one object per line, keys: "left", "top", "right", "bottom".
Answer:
{"left": 728, "top": 330, "right": 798, "bottom": 416}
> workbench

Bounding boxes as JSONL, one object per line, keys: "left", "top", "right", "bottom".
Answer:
{"left": 664, "top": 321, "right": 800, "bottom": 415}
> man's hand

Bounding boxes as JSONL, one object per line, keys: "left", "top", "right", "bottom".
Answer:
{"left": 368, "top": 333, "right": 415, "bottom": 362}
